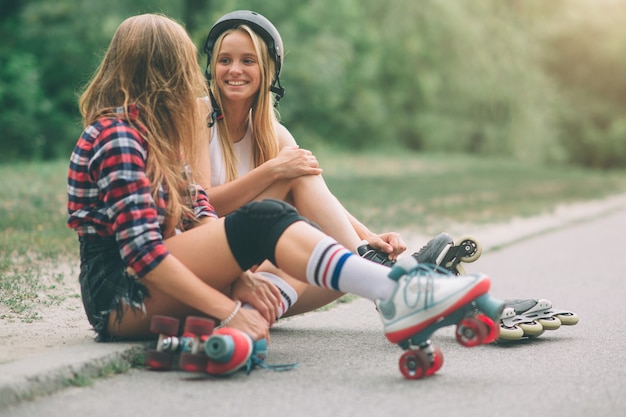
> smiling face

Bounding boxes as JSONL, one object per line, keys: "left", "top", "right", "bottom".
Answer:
{"left": 215, "top": 29, "right": 261, "bottom": 107}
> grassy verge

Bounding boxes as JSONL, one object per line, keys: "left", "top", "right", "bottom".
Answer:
{"left": 1, "top": 153, "right": 625, "bottom": 321}
{"left": 0, "top": 161, "right": 77, "bottom": 322}
{"left": 318, "top": 150, "right": 626, "bottom": 234}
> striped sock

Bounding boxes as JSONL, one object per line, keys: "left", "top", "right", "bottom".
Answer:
{"left": 256, "top": 271, "right": 298, "bottom": 318}
{"left": 305, "top": 236, "right": 395, "bottom": 301}
{"left": 241, "top": 272, "right": 298, "bottom": 320}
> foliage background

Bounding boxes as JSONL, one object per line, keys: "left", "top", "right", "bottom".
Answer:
{"left": 1, "top": 0, "right": 625, "bottom": 168}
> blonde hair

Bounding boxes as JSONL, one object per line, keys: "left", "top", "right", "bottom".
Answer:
{"left": 209, "top": 25, "right": 280, "bottom": 183}
{"left": 79, "top": 14, "right": 208, "bottom": 234}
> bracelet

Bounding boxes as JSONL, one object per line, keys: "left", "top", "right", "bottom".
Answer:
{"left": 218, "top": 300, "right": 242, "bottom": 328}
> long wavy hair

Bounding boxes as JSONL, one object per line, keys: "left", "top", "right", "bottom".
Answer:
{"left": 209, "top": 25, "right": 280, "bottom": 183}
{"left": 79, "top": 14, "right": 208, "bottom": 234}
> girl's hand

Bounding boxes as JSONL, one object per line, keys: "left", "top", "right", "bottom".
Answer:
{"left": 232, "top": 270, "right": 282, "bottom": 325}
{"left": 365, "top": 232, "right": 407, "bottom": 261}
{"left": 271, "top": 146, "right": 323, "bottom": 179}
{"left": 227, "top": 306, "right": 271, "bottom": 342}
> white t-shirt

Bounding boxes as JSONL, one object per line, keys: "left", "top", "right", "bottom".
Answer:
{"left": 208, "top": 110, "right": 254, "bottom": 187}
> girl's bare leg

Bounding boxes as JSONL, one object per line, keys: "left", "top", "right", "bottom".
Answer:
{"left": 108, "top": 289, "right": 203, "bottom": 339}
{"left": 254, "top": 175, "right": 362, "bottom": 251}
{"left": 108, "top": 219, "right": 243, "bottom": 338}
{"left": 248, "top": 176, "right": 364, "bottom": 316}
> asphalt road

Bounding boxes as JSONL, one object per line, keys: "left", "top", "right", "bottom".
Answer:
{"left": 3, "top": 208, "right": 625, "bottom": 417}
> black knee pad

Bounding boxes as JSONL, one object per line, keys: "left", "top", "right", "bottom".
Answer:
{"left": 224, "top": 199, "right": 316, "bottom": 270}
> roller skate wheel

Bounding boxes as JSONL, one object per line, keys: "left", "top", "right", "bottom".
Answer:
{"left": 456, "top": 317, "right": 488, "bottom": 347}
{"left": 205, "top": 334, "right": 236, "bottom": 363}
{"left": 184, "top": 316, "right": 215, "bottom": 335}
{"left": 399, "top": 350, "right": 430, "bottom": 380}
{"left": 179, "top": 352, "right": 209, "bottom": 372}
{"left": 425, "top": 345, "right": 444, "bottom": 376}
{"left": 519, "top": 321, "right": 544, "bottom": 336}
{"left": 456, "top": 236, "right": 482, "bottom": 263}
{"left": 205, "top": 327, "right": 254, "bottom": 375}
{"left": 538, "top": 316, "right": 561, "bottom": 330}
{"left": 556, "top": 312, "right": 580, "bottom": 326}
{"left": 476, "top": 313, "right": 499, "bottom": 344}
{"left": 145, "top": 350, "right": 175, "bottom": 370}
{"left": 497, "top": 325, "right": 524, "bottom": 342}
{"left": 150, "top": 315, "right": 180, "bottom": 336}
{"left": 453, "top": 264, "right": 466, "bottom": 276}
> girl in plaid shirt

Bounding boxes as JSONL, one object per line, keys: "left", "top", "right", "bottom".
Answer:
{"left": 68, "top": 13, "right": 496, "bottom": 354}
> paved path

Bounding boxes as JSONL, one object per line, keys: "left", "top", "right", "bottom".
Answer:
{"left": 1, "top": 195, "right": 626, "bottom": 415}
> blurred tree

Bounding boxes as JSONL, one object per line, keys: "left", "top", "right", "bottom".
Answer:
{"left": 1, "top": 0, "right": 625, "bottom": 168}
{"left": 183, "top": 0, "right": 210, "bottom": 33}
{"left": 0, "top": 0, "right": 45, "bottom": 161}
{"left": 536, "top": 0, "right": 626, "bottom": 168}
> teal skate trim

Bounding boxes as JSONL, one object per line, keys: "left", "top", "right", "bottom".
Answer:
{"left": 474, "top": 294, "right": 505, "bottom": 323}
{"left": 378, "top": 299, "right": 396, "bottom": 320}
{"left": 387, "top": 257, "right": 419, "bottom": 281}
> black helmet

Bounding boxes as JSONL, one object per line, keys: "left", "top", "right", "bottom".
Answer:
{"left": 204, "top": 10, "right": 284, "bottom": 101}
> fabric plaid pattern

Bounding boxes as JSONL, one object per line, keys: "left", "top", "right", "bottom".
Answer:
{"left": 67, "top": 104, "right": 217, "bottom": 278}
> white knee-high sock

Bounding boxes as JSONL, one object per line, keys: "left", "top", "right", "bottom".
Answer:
{"left": 305, "top": 236, "right": 395, "bottom": 301}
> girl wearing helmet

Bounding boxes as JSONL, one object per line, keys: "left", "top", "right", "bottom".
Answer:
{"left": 197, "top": 10, "right": 413, "bottom": 315}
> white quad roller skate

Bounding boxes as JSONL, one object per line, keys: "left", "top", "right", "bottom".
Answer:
{"left": 376, "top": 257, "right": 503, "bottom": 379}
{"left": 497, "top": 298, "right": 580, "bottom": 342}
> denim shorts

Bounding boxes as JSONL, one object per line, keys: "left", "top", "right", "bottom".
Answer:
{"left": 78, "top": 237, "right": 149, "bottom": 341}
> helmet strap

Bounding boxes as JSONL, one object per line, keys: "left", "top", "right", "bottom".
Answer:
{"left": 270, "top": 78, "right": 285, "bottom": 107}
{"left": 207, "top": 90, "right": 223, "bottom": 128}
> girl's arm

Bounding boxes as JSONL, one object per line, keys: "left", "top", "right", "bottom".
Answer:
{"left": 279, "top": 121, "right": 406, "bottom": 258}
{"left": 143, "top": 252, "right": 270, "bottom": 341}
{"left": 200, "top": 121, "right": 322, "bottom": 216}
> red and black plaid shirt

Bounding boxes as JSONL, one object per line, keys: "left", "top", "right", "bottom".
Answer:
{"left": 67, "top": 104, "right": 216, "bottom": 278}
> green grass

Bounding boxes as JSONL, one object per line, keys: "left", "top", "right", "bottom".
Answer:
{"left": 317, "top": 150, "right": 626, "bottom": 234}
{"left": 0, "top": 160, "right": 77, "bottom": 321}
{"left": 2, "top": 153, "right": 626, "bottom": 321}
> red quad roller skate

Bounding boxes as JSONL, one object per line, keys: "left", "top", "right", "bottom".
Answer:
{"left": 145, "top": 315, "right": 215, "bottom": 371}
{"left": 145, "top": 315, "right": 296, "bottom": 376}
{"left": 376, "top": 258, "right": 503, "bottom": 380}
{"left": 144, "top": 315, "right": 181, "bottom": 370}
{"left": 203, "top": 327, "right": 296, "bottom": 375}
{"left": 178, "top": 316, "right": 216, "bottom": 372}
{"left": 204, "top": 327, "right": 260, "bottom": 375}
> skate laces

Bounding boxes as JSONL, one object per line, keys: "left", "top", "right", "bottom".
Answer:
{"left": 246, "top": 356, "right": 300, "bottom": 374}
{"left": 244, "top": 340, "right": 299, "bottom": 374}
{"left": 402, "top": 264, "right": 453, "bottom": 310}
